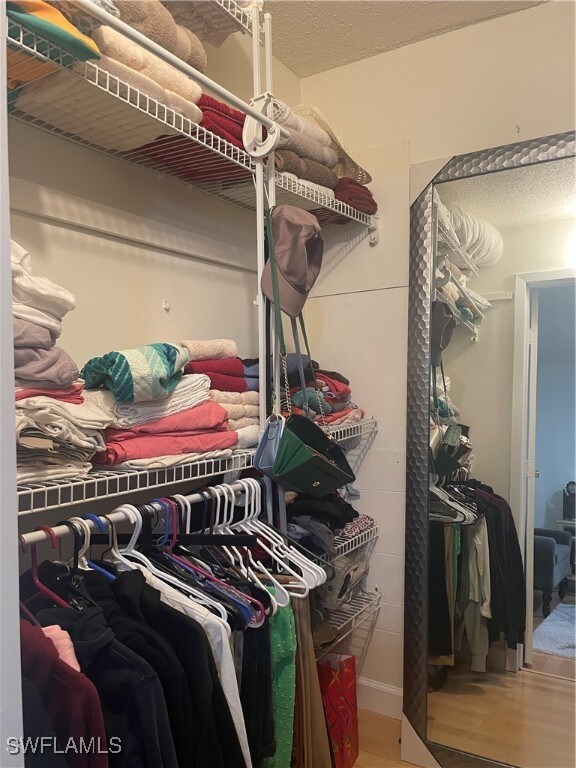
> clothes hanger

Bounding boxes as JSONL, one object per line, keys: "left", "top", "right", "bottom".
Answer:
{"left": 79, "top": 513, "right": 116, "bottom": 580}
{"left": 20, "top": 526, "right": 70, "bottom": 609}
{"left": 165, "top": 492, "right": 266, "bottom": 626}
{"left": 116, "top": 502, "right": 230, "bottom": 621}
{"left": 243, "top": 478, "right": 326, "bottom": 587}
{"left": 238, "top": 478, "right": 324, "bottom": 588}
{"left": 230, "top": 481, "right": 308, "bottom": 600}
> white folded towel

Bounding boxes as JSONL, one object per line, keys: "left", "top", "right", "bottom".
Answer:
{"left": 11, "top": 240, "right": 76, "bottom": 323}
{"left": 210, "top": 389, "right": 259, "bottom": 406}
{"left": 217, "top": 402, "right": 259, "bottom": 420}
{"left": 83, "top": 373, "right": 211, "bottom": 428}
{"left": 235, "top": 425, "right": 259, "bottom": 449}
{"left": 182, "top": 339, "right": 238, "bottom": 361}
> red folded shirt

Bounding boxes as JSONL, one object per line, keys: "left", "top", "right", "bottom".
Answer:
{"left": 315, "top": 373, "right": 352, "bottom": 398}
{"left": 186, "top": 358, "right": 244, "bottom": 376}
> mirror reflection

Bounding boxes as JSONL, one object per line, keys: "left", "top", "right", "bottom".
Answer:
{"left": 426, "top": 159, "right": 576, "bottom": 767}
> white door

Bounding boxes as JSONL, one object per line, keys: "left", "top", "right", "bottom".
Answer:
{"left": 523, "top": 289, "right": 540, "bottom": 665}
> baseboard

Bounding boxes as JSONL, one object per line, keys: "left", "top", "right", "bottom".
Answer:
{"left": 357, "top": 677, "right": 403, "bottom": 719}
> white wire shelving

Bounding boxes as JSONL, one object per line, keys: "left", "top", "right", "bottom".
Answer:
{"left": 6, "top": 18, "right": 379, "bottom": 232}
{"left": 316, "top": 590, "right": 382, "bottom": 659}
{"left": 332, "top": 523, "right": 379, "bottom": 558}
{"left": 326, "top": 417, "right": 378, "bottom": 443}
{"left": 16, "top": 449, "right": 255, "bottom": 516}
{"left": 56, "top": 0, "right": 256, "bottom": 39}
{"left": 199, "top": 172, "right": 379, "bottom": 233}
{"left": 435, "top": 286, "right": 478, "bottom": 336}
{"left": 437, "top": 219, "right": 479, "bottom": 275}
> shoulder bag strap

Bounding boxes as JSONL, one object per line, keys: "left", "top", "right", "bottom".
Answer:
{"left": 265, "top": 210, "right": 292, "bottom": 416}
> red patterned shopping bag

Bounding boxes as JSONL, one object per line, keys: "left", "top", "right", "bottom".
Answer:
{"left": 317, "top": 654, "right": 359, "bottom": 768}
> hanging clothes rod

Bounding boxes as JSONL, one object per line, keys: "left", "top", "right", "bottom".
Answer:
{"left": 19, "top": 480, "right": 256, "bottom": 547}
{"left": 68, "top": 0, "right": 289, "bottom": 138}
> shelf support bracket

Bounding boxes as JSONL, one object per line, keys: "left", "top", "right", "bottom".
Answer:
{"left": 368, "top": 215, "right": 380, "bottom": 246}
{"left": 243, "top": 92, "right": 281, "bottom": 159}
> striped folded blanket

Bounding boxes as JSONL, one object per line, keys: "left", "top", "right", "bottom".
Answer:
{"left": 81, "top": 343, "right": 190, "bottom": 403}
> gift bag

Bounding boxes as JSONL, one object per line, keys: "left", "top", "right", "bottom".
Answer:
{"left": 316, "top": 654, "right": 359, "bottom": 768}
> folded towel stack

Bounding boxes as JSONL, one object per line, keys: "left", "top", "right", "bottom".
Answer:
{"left": 93, "top": 399, "right": 238, "bottom": 465}
{"left": 209, "top": 389, "right": 260, "bottom": 448}
{"left": 81, "top": 348, "right": 243, "bottom": 466}
{"left": 10, "top": 239, "right": 97, "bottom": 481}
{"left": 114, "top": 0, "right": 208, "bottom": 73}
{"left": 185, "top": 356, "right": 253, "bottom": 393}
{"left": 161, "top": 0, "right": 252, "bottom": 48}
{"left": 334, "top": 178, "right": 378, "bottom": 215}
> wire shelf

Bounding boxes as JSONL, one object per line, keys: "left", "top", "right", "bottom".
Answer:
{"left": 332, "top": 523, "right": 379, "bottom": 558}
{"left": 6, "top": 20, "right": 378, "bottom": 230}
{"left": 316, "top": 590, "right": 382, "bottom": 658}
{"left": 17, "top": 450, "right": 255, "bottom": 516}
{"left": 326, "top": 417, "right": 378, "bottom": 443}
{"left": 435, "top": 287, "right": 478, "bottom": 335}
{"left": 437, "top": 219, "right": 479, "bottom": 275}
{"left": 53, "top": 0, "right": 255, "bottom": 38}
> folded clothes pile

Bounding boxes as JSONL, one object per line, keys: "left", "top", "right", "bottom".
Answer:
{"left": 334, "top": 178, "right": 378, "bottom": 215}
{"left": 286, "top": 493, "right": 376, "bottom": 556}
{"left": 15, "top": 396, "right": 113, "bottom": 482}
{"left": 273, "top": 354, "right": 365, "bottom": 427}
{"left": 210, "top": 389, "right": 260, "bottom": 447}
{"left": 183, "top": 340, "right": 256, "bottom": 394}
{"left": 10, "top": 239, "right": 99, "bottom": 481}
{"left": 92, "top": 399, "right": 238, "bottom": 466}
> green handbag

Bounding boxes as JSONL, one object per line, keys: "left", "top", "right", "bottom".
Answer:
{"left": 262, "top": 209, "right": 355, "bottom": 497}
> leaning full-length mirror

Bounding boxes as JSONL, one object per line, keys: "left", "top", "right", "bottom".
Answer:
{"left": 404, "top": 133, "right": 576, "bottom": 768}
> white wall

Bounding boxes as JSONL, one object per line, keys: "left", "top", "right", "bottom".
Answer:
{"left": 301, "top": 1, "right": 575, "bottom": 165}
{"left": 444, "top": 218, "right": 576, "bottom": 502}
{"left": 205, "top": 32, "right": 301, "bottom": 105}
{"left": 300, "top": 1, "right": 576, "bottom": 718}
{"left": 8, "top": 122, "right": 260, "bottom": 365}
{"left": 534, "top": 285, "right": 576, "bottom": 529}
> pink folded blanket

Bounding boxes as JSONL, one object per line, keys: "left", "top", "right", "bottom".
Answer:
{"left": 185, "top": 357, "right": 244, "bottom": 376}
{"left": 15, "top": 382, "right": 84, "bottom": 404}
{"left": 94, "top": 429, "right": 238, "bottom": 465}
{"left": 102, "top": 400, "right": 228, "bottom": 441}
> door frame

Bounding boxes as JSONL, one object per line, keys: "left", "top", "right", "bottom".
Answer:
{"left": 509, "top": 267, "right": 576, "bottom": 669}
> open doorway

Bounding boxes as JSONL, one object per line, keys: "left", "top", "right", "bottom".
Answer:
{"left": 530, "top": 283, "right": 576, "bottom": 679}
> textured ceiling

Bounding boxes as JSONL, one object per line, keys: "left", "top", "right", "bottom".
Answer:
{"left": 436, "top": 159, "right": 576, "bottom": 228}
{"left": 264, "top": 1, "right": 544, "bottom": 77}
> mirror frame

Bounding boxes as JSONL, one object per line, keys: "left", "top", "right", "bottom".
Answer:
{"left": 403, "top": 131, "right": 576, "bottom": 752}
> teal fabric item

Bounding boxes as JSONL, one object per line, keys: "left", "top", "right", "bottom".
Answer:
{"left": 81, "top": 343, "right": 190, "bottom": 403}
{"left": 262, "top": 596, "right": 297, "bottom": 768}
{"left": 6, "top": 1, "right": 101, "bottom": 62}
{"left": 292, "top": 387, "right": 332, "bottom": 414}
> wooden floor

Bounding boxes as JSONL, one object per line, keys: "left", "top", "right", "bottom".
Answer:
{"left": 356, "top": 711, "right": 405, "bottom": 767}
{"left": 427, "top": 667, "right": 576, "bottom": 768}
